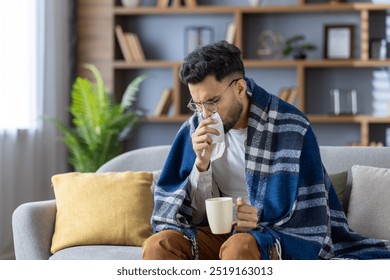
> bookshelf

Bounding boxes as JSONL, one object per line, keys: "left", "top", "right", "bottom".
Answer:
{"left": 77, "top": 0, "right": 390, "bottom": 147}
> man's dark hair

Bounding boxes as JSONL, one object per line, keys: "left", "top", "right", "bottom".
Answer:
{"left": 179, "top": 40, "right": 245, "bottom": 85}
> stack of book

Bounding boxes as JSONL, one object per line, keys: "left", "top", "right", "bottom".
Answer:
{"left": 115, "top": 25, "right": 145, "bottom": 63}
{"left": 278, "top": 87, "right": 298, "bottom": 106}
{"left": 154, "top": 88, "right": 173, "bottom": 116}
{"left": 371, "top": 69, "right": 390, "bottom": 116}
{"left": 157, "top": 0, "right": 197, "bottom": 8}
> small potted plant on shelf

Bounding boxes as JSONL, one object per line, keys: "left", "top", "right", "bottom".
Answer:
{"left": 45, "top": 64, "right": 147, "bottom": 172}
{"left": 282, "top": 35, "right": 317, "bottom": 60}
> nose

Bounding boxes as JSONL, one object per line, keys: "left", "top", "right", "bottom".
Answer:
{"left": 201, "top": 108, "right": 214, "bottom": 119}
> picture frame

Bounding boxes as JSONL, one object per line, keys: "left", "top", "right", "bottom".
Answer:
{"left": 324, "top": 25, "right": 354, "bottom": 59}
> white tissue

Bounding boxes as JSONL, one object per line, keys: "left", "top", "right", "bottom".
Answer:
{"left": 208, "top": 112, "right": 224, "bottom": 144}
{"left": 207, "top": 113, "right": 225, "bottom": 162}
{"left": 210, "top": 141, "right": 225, "bottom": 162}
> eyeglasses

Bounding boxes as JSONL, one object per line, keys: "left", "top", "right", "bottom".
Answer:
{"left": 187, "top": 78, "right": 241, "bottom": 114}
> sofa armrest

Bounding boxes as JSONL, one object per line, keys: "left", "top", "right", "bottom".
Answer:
{"left": 12, "top": 199, "right": 56, "bottom": 260}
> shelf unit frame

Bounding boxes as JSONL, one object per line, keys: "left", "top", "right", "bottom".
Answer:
{"left": 78, "top": 0, "right": 390, "bottom": 146}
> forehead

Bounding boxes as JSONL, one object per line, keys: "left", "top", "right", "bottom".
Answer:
{"left": 188, "top": 75, "right": 227, "bottom": 102}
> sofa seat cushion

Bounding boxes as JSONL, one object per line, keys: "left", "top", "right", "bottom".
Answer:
{"left": 51, "top": 171, "right": 154, "bottom": 254}
{"left": 348, "top": 165, "right": 390, "bottom": 241}
{"left": 49, "top": 245, "right": 142, "bottom": 260}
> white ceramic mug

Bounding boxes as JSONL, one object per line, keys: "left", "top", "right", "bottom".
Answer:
{"left": 205, "top": 197, "right": 233, "bottom": 234}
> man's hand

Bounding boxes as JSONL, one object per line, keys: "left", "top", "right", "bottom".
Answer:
{"left": 234, "top": 197, "right": 258, "bottom": 232}
{"left": 191, "top": 118, "right": 220, "bottom": 172}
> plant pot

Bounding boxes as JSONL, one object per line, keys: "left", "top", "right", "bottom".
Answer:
{"left": 293, "top": 52, "right": 307, "bottom": 60}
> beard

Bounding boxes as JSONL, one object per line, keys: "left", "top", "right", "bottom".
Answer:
{"left": 223, "top": 96, "right": 243, "bottom": 133}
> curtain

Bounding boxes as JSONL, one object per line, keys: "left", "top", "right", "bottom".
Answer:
{"left": 0, "top": 0, "right": 73, "bottom": 259}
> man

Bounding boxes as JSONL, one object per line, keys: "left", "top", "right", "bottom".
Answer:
{"left": 142, "top": 40, "right": 390, "bottom": 260}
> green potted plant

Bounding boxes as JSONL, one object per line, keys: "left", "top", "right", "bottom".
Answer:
{"left": 46, "top": 64, "right": 147, "bottom": 172}
{"left": 282, "top": 35, "right": 317, "bottom": 60}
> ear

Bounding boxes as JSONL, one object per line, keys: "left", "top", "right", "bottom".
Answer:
{"left": 236, "top": 78, "right": 246, "bottom": 98}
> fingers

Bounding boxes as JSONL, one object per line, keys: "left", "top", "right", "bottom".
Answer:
{"left": 193, "top": 119, "right": 220, "bottom": 143}
{"left": 236, "top": 197, "right": 245, "bottom": 207}
{"left": 236, "top": 208, "right": 258, "bottom": 222}
{"left": 234, "top": 197, "right": 258, "bottom": 232}
{"left": 234, "top": 221, "right": 257, "bottom": 232}
{"left": 192, "top": 118, "right": 220, "bottom": 171}
{"left": 193, "top": 137, "right": 212, "bottom": 156}
{"left": 231, "top": 220, "right": 253, "bottom": 234}
{"left": 234, "top": 215, "right": 258, "bottom": 232}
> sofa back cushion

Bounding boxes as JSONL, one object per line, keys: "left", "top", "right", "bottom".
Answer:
{"left": 97, "top": 145, "right": 171, "bottom": 173}
{"left": 348, "top": 165, "right": 390, "bottom": 241}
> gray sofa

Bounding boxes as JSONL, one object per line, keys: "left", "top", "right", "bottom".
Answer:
{"left": 12, "top": 145, "right": 390, "bottom": 260}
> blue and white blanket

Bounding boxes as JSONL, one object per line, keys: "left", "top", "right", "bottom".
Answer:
{"left": 151, "top": 77, "right": 390, "bottom": 259}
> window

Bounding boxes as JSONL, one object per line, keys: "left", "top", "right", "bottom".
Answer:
{"left": 0, "top": 0, "right": 38, "bottom": 129}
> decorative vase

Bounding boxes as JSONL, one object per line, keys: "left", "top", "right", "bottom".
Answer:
{"left": 121, "top": 0, "right": 140, "bottom": 7}
{"left": 248, "top": 0, "right": 263, "bottom": 6}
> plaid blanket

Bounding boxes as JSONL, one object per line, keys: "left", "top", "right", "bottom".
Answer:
{"left": 151, "top": 77, "right": 390, "bottom": 260}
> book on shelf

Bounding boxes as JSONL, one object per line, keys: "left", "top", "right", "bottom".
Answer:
{"left": 126, "top": 33, "right": 145, "bottom": 61}
{"left": 184, "top": 0, "right": 197, "bottom": 7}
{"left": 115, "top": 25, "right": 146, "bottom": 62}
{"left": 278, "top": 87, "right": 290, "bottom": 101}
{"left": 372, "top": 79, "right": 390, "bottom": 90}
{"left": 155, "top": 88, "right": 173, "bottom": 116}
{"left": 278, "top": 87, "right": 298, "bottom": 105}
{"left": 158, "top": 0, "right": 196, "bottom": 7}
{"left": 157, "top": 0, "right": 170, "bottom": 7}
{"left": 286, "top": 87, "right": 298, "bottom": 105}
{"left": 371, "top": 69, "right": 390, "bottom": 116}
{"left": 225, "top": 22, "right": 236, "bottom": 44}
{"left": 171, "top": 0, "right": 182, "bottom": 7}
{"left": 115, "top": 25, "right": 133, "bottom": 62}
{"left": 124, "top": 34, "right": 136, "bottom": 62}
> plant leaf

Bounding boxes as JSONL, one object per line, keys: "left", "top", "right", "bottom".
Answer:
{"left": 300, "top": 43, "right": 317, "bottom": 50}
{"left": 285, "top": 35, "right": 305, "bottom": 45}
{"left": 84, "top": 64, "right": 107, "bottom": 107}
{"left": 121, "top": 74, "right": 147, "bottom": 109}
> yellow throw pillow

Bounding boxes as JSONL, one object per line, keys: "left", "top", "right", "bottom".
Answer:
{"left": 50, "top": 171, "right": 153, "bottom": 254}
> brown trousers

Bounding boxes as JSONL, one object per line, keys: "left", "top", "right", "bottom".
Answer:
{"left": 142, "top": 226, "right": 276, "bottom": 260}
